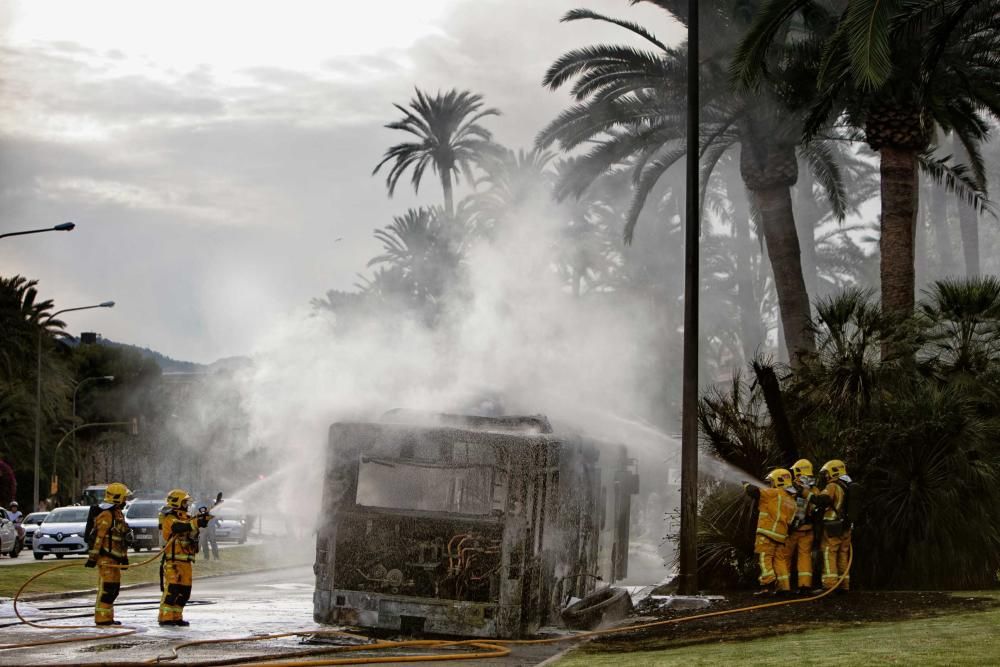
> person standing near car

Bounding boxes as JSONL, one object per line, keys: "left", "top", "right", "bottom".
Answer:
{"left": 85, "top": 483, "right": 131, "bottom": 626}
{"left": 197, "top": 504, "right": 219, "bottom": 560}
{"left": 158, "top": 489, "right": 210, "bottom": 626}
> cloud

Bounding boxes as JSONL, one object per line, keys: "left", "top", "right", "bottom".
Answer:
{"left": 0, "top": 0, "right": 685, "bottom": 361}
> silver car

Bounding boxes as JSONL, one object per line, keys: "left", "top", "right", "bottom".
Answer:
{"left": 0, "top": 508, "right": 20, "bottom": 557}
{"left": 124, "top": 500, "right": 163, "bottom": 551}
{"left": 33, "top": 506, "right": 91, "bottom": 560}
{"left": 21, "top": 511, "right": 49, "bottom": 550}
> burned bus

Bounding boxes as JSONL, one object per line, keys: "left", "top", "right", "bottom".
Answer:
{"left": 313, "top": 410, "right": 638, "bottom": 638}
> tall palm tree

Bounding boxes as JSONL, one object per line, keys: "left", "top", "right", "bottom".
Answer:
{"left": 735, "top": 0, "right": 1000, "bottom": 316}
{"left": 536, "top": 1, "right": 850, "bottom": 364}
{"left": 373, "top": 89, "right": 501, "bottom": 218}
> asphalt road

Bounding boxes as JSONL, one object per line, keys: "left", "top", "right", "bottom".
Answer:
{"left": 0, "top": 565, "right": 570, "bottom": 666}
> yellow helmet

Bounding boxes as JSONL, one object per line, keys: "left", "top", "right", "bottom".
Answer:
{"left": 820, "top": 459, "right": 847, "bottom": 480}
{"left": 104, "top": 482, "right": 131, "bottom": 505}
{"left": 765, "top": 468, "right": 793, "bottom": 489}
{"left": 791, "top": 459, "right": 813, "bottom": 480}
{"left": 166, "top": 489, "right": 192, "bottom": 510}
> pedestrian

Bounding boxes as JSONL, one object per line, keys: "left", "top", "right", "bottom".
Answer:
{"left": 744, "top": 468, "right": 797, "bottom": 596}
{"left": 7, "top": 500, "right": 23, "bottom": 524}
{"left": 787, "top": 459, "right": 819, "bottom": 594}
{"left": 85, "top": 482, "right": 131, "bottom": 626}
{"left": 197, "top": 504, "right": 219, "bottom": 560}
{"left": 158, "top": 489, "right": 210, "bottom": 627}
{"left": 813, "top": 459, "right": 853, "bottom": 593}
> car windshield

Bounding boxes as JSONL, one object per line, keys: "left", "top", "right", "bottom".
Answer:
{"left": 45, "top": 508, "right": 90, "bottom": 523}
{"left": 126, "top": 503, "right": 161, "bottom": 519}
{"left": 25, "top": 513, "right": 48, "bottom": 524}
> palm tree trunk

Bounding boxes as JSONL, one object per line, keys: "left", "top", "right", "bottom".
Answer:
{"left": 959, "top": 203, "right": 980, "bottom": 276}
{"left": 749, "top": 186, "right": 815, "bottom": 365}
{"left": 878, "top": 146, "right": 919, "bottom": 315}
{"left": 953, "top": 134, "right": 980, "bottom": 276}
{"left": 794, "top": 166, "right": 819, "bottom": 298}
{"left": 440, "top": 170, "right": 454, "bottom": 219}
{"left": 725, "top": 168, "right": 764, "bottom": 362}
{"left": 930, "top": 179, "right": 954, "bottom": 278}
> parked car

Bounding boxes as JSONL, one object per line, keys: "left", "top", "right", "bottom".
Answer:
{"left": 33, "top": 506, "right": 91, "bottom": 559}
{"left": 125, "top": 499, "right": 163, "bottom": 551}
{"left": 21, "top": 511, "right": 49, "bottom": 550}
{"left": 213, "top": 502, "right": 248, "bottom": 544}
{"left": 0, "top": 507, "right": 22, "bottom": 557}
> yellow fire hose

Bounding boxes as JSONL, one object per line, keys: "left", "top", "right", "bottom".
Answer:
{"left": 4, "top": 543, "right": 852, "bottom": 665}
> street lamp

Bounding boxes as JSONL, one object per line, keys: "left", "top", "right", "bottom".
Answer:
{"left": 33, "top": 301, "right": 115, "bottom": 510}
{"left": 0, "top": 222, "right": 75, "bottom": 240}
{"left": 71, "top": 375, "right": 115, "bottom": 499}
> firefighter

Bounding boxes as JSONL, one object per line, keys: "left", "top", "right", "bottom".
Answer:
{"left": 814, "top": 459, "right": 852, "bottom": 592}
{"left": 786, "top": 459, "right": 818, "bottom": 594}
{"left": 744, "top": 469, "right": 797, "bottom": 595}
{"left": 85, "top": 482, "right": 131, "bottom": 626}
{"left": 158, "top": 489, "right": 210, "bottom": 626}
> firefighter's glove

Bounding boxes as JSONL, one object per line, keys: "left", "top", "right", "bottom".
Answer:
{"left": 196, "top": 515, "right": 210, "bottom": 528}
{"left": 84, "top": 558, "right": 97, "bottom": 569}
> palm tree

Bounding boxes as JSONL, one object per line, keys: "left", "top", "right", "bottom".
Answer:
{"left": 373, "top": 89, "right": 501, "bottom": 218}
{"left": 735, "top": 0, "right": 1000, "bottom": 316}
{"left": 536, "top": 2, "right": 851, "bottom": 364}
{"left": 468, "top": 147, "right": 559, "bottom": 238}
{"left": 366, "top": 207, "right": 464, "bottom": 309}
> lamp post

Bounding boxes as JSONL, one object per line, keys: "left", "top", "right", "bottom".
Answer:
{"left": 71, "top": 376, "right": 115, "bottom": 499}
{"left": 33, "top": 301, "right": 115, "bottom": 510}
{"left": 0, "top": 222, "right": 75, "bottom": 240}
{"left": 678, "top": 0, "right": 700, "bottom": 596}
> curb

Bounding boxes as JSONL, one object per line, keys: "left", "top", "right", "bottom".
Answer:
{"left": 7, "top": 563, "right": 312, "bottom": 603}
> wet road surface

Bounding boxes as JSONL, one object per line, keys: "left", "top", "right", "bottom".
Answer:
{"left": 1, "top": 566, "right": 569, "bottom": 665}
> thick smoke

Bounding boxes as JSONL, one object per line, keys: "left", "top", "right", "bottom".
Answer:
{"left": 226, "top": 177, "right": 684, "bottom": 581}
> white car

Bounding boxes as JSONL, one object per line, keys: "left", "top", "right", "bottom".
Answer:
{"left": 21, "top": 511, "right": 49, "bottom": 550}
{"left": 125, "top": 499, "right": 163, "bottom": 551}
{"left": 0, "top": 508, "right": 21, "bottom": 557}
{"left": 33, "top": 506, "right": 91, "bottom": 560}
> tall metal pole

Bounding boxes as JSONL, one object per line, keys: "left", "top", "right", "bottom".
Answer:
{"left": 678, "top": 0, "right": 700, "bottom": 596}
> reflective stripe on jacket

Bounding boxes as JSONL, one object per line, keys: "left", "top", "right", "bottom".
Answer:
{"left": 755, "top": 487, "right": 797, "bottom": 542}
{"left": 160, "top": 510, "right": 200, "bottom": 562}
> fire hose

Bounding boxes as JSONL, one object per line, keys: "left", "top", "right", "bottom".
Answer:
{"left": 2, "top": 544, "right": 853, "bottom": 665}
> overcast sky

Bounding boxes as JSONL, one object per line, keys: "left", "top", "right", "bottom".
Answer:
{"left": 0, "top": 1, "right": 683, "bottom": 363}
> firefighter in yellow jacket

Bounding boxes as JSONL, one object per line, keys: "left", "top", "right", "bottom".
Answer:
{"left": 744, "top": 469, "right": 797, "bottom": 595}
{"left": 158, "top": 489, "right": 210, "bottom": 626}
{"left": 85, "top": 482, "right": 131, "bottom": 625}
{"left": 814, "top": 459, "right": 852, "bottom": 592}
{"left": 786, "top": 459, "right": 819, "bottom": 594}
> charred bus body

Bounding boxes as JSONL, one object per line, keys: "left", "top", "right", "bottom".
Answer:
{"left": 313, "top": 411, "right": 638, "bottom": 638}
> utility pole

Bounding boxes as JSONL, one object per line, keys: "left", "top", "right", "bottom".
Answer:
{"left": 678, "top": 0, "right": 700, "bottom": 596}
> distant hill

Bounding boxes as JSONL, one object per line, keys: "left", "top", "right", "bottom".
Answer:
{"left": 97, "top": 338, "right": 208, "bottom": 373}
{"left": 67, "top": 335, "right": 246, "bottom": 374}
